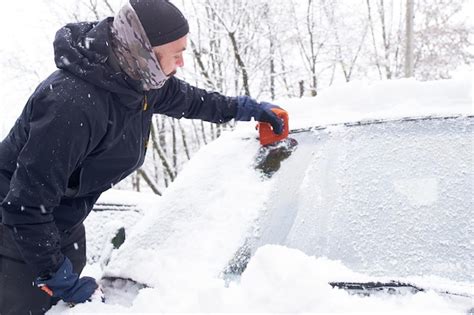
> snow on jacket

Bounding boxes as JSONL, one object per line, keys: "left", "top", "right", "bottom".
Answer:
{"left": 0, "top": 18, "right": 237, "bottom": 276}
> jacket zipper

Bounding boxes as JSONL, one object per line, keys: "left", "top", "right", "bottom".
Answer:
{"left": 143, "top": 94, "right": 148, "bottom": 111}
{"left": 135, "top": 93, "right": 147, "bottom": 167}
{"left": 117, "top": 93, "right": 148, "bottom": 183}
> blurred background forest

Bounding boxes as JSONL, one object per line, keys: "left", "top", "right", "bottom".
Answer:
{"left": 0, "top": 0, "right": 472, "bottom": 194}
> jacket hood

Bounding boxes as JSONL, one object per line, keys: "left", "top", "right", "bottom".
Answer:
{"left": 53, "top": 18, "right": 142, "bottom": 95}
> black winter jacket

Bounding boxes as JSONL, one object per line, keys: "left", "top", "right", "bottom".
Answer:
{"left": 0, "top": 18, "right": 237, "bottom": 276}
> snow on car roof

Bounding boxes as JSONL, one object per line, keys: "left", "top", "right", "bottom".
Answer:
{"left": 280, "top": 74, "right": 472, "bottom": 130}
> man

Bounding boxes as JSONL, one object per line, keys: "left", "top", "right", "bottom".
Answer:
{"left": 0, "top": 0, "right": 285, "bottom": 313}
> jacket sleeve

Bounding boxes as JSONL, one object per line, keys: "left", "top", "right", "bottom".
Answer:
{"left": 153, "top": 77, "right": 238, "bottom": 123}
{"left": 1, "top": 92, "right": 93, "bottom": 276}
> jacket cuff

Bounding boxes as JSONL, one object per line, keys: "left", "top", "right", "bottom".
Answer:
{"left": 235, "top": 96, "right": 259, "bottom": 121}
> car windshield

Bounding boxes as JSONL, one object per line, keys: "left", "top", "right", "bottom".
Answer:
{"left": 252, "top": 116, "right": 473, "bottom": 283}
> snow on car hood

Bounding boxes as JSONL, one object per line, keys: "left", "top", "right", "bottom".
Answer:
{"left": 104, "top": 130, "right": 272, "bottom": 287}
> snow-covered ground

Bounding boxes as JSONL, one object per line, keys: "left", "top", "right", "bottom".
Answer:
{"left": 40, "top": 74, "right": 474, "bottom": 314}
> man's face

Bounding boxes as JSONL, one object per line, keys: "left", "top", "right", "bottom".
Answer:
{"left": 152, "top": 35, "right": 187, "bottom": 77}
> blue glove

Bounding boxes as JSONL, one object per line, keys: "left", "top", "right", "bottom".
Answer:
{"left": 35, "top": 257, "right": 98, "bottom": 304}
{"left": 235, "top": 96, "right": 284, "bottom": 134}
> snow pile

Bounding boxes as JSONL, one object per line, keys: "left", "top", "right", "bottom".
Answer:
{"left": 45, "top": 76, "right": 473, "bottom": 313}
{"left": 51, "top": 246, "right": 472, "bottom": 314}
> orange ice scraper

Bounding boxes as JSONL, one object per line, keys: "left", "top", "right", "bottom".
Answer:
{"left": 258, "top": 108, "right": 289, "bottom": 146}
{"left": 255, "top": 108, "right": 297, "bottom": 177}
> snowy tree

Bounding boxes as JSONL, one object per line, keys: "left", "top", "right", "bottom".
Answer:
{"left": 405, "top": 0, "right": 415, "bottom": 77}
{"left": 413, "top": 0, "right": 473, "bottom": 80}
{"left": 322, "top": 1, "right": 370, "bottom": 83}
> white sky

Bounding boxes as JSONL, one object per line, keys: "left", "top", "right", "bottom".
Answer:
{"left": 0, "top": 1, "right": 55, "bottom": 55}
{"left": 0, "top": 0, "right": 119, "bottom": 134}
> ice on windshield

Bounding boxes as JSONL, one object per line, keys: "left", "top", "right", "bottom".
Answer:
{"left": 255, "top": 116, "right": 473, "bottom": 282}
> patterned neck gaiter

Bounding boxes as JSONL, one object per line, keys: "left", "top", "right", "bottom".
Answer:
{"left": 111, "top": 3, "right": 168, "bottom": 91}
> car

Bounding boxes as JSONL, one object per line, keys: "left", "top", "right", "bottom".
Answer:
{"left": 95, "top": 114, "right": 473, "bottom": 310}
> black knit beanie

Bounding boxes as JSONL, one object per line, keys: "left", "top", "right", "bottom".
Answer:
{"left": 130, "top": 0, "right": 189, "bottom": 46}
